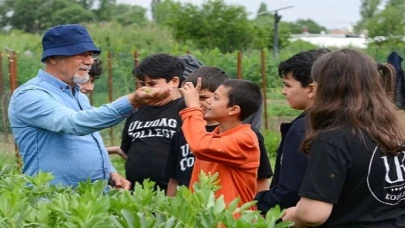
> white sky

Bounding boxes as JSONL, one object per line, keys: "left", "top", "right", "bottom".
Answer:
{"left": 117, "top": 0, "right": 362, "bottom": 29}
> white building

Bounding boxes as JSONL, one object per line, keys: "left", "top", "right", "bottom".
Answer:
{"left": 290, "top": 34, "right": 368, "bottom": 49}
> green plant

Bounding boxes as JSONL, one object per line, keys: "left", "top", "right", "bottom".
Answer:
{"left": 268, "top": 104, "right": 301, "bottom": 117}
{"left": 110, "top": 155, "right": 126, "bottom": 176}
{"left": 0, "top": 153, "right": 292, "bottom": 228}
{"left": 262, "top": 130, "right": 281, "bottom": 159}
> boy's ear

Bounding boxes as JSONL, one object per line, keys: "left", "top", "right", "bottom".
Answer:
{"left": 228, "top": 105, "right": 241, "bottom": 117}
{"left": 171, "top": 76, "right": 180, "bottom": 87}
{"left": 307, "top": 82, "right": 316, "bottom": 99}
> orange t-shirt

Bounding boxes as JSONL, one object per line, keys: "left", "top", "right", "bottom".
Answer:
{"left": 180, "top": 107, "right": 260, "bottom": 209}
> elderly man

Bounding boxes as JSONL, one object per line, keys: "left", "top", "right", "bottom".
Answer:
{"left": 8, "top": 24, "right": 170, "bottom": 188}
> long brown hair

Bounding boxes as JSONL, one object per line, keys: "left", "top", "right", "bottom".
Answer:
{"left": 302, "top": 49, "right": 405, "bottom": 155}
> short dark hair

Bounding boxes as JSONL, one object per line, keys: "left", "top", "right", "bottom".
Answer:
{"left": 278, "top": 48, "right": 330, "bottom": 87}
{"left": 89, "top": 59, "right": 103, "bottom": 80}
{"left": 132, "top": 53, "right": 185, "bottom": 87}
{"left": 221, "top": 79, "right": 262, "bottom": 121}
{"left": 185, "top": 66, "right": 229, "bottom": 92}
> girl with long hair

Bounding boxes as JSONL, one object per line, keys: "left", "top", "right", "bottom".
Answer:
{"left": 282, "top": 49, "right": 405, "bottom": 228}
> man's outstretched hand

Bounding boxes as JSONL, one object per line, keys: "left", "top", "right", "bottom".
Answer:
{"left": 128, "top": 86, "right": 172, "bottom": 108}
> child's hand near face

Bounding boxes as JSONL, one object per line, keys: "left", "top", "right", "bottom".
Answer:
{"left": 179, "top": 77, "right": 202, "bottom": 108}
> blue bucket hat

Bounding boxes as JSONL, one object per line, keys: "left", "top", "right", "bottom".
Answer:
{"left": 41, "top": 24, "right": 100, "bottom": 62}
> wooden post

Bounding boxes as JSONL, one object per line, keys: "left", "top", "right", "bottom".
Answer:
{"left": 11, "top": 52, "right": 18, "bottom": 92}
{"left": 133, "top": 50, "right": 139, "bottom": 89}
{"left": 0, "top": 52, "right": 7, "bottom": 143}
{"left": 8, "top": 52, "right": 21, "bottom": 171}
{"left": 1, "top": 96, "right": 8, "bottom": 143}
{"left": 261, "top": 50, "right": 269, "bottom": 130}
{"left": 8, "top": 54, "right": 14, "bottom": 92}
{"left": 0, "top": 52, "right": 4, "bottom": 102}
{"left": 237, "top": 51, "right": 242, "bottom": 79}
{"left": 107, "top": 52, "right": 114, "bottom": 145}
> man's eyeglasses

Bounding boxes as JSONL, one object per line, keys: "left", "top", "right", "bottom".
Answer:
{"left": 75, "top": 52, "right": 99, "bottom": 60}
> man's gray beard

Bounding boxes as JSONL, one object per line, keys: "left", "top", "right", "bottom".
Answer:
{"left": 73, "top": 73, "right": 90, "bottom": 85}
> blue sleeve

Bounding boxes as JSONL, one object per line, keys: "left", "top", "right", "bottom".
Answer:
{"left": 255, "top": 127, "right": 308, "bottom": 213}
{"left": 108, "top": 160, "right": 117, "bottom": 175}
{"left": 11, "top": 89, "right": 135, "bottom": 136}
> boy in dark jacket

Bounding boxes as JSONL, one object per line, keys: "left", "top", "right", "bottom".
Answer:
{"left": 255, "top": 48, "right": 330, "bottom": 214}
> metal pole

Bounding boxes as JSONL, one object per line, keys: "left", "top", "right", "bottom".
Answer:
{"left": 273, "top": 12, "right": 280, "bottom": 59}
{"left": 257, "top": 6, "right": 293, "bottom": 58}
{"left": 266, "top": 6, "right": 293, "bottom": 58}
{"left": 237, "top": 51, "right": 242, "bottom": 79}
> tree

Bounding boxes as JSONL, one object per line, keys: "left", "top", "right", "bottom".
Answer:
{"left": 285, "top": 19, "right": 327, "bottom": 34}
{"left": 0, "top": 0, "right": 123, "bottom": 33}
{"left": 256, "top": 2, "right": 268, "bottom": 17}
{"left": 162, "top": 0, "right": 254, "bottom": 53}
{"left": 251, "top": 13, "right": 291, "bottom": 50}
{"left": 49, "top": 3, "right": 95, "bottom": 27}
{"left": 366, "top": 1, "right": 405, "bottom": 45}
{"left": 152, "top": 0, "right": 182, "bottom": 24}
{"left": 75, "top": 0, "right": 96, "bottom": 9}
{"left": 0, "top": 0, "right": 51, "bottom": 33}
{"left": 151, "top": 0, "right": 162, "bottom": 22}
{"left": 94, "top": 0, "right": 116, "bottom": 22}
{"left": 354, "top": 0, "right": 381, "bottom": 34}
{"left": 111, "top": 4, "right": 148, "bottom": 26}
{"left": 0, "top": 0, "right": 96, "bottom": 33}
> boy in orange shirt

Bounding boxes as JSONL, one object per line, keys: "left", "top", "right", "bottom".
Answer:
{"left": 179, "top": 78, "right": 262, "bottom": 208}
